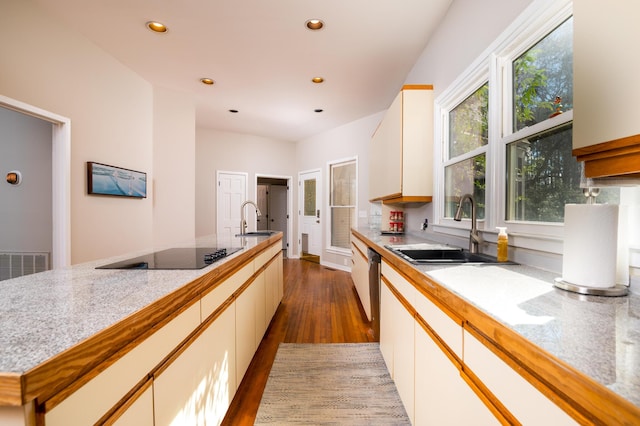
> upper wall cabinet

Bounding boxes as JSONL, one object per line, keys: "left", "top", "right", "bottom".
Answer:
{"left": 573, "top": 0, "right": 640, "bottom": 178}
{"left": 369, "top": 85, "right": 434, "bottom": 203}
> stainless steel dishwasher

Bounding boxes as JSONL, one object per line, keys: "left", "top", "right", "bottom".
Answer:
{"left": 368, "top": 248, "right": 381, "bottom": 341}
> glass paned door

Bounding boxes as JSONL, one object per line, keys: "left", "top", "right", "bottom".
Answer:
{"left": 300, "top": 170, "right": 321, "bottom": 257}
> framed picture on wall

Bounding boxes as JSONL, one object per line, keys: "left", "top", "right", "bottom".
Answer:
{"left": 87, "top": 162, "right": 147, "bottom": 198}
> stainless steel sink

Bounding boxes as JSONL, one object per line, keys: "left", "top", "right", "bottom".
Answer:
{"left": 385, "top": 243, "right": 514, "bottom": 265}
{"left": 235, "top": 230, "right": 279, "bottom": 237}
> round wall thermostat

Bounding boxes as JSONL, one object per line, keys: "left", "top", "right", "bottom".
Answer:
{"left": 6, "top": 170, "right": 22, "bottom": 185}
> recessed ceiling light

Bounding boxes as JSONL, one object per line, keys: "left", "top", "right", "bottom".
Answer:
{"left": 312, "top": 77, "right": 324, "bottom": 84}
{"left": 305, "top": 19, "right": 324, "bottom": 30}
{"left": 146, "top": 21, "right": 168, "bottom": 33}
{"left": 200, "top": 78, "right": 215, "bottom": 85}
{"left": 314, "top": 109, "right": 324, "bottom": 113}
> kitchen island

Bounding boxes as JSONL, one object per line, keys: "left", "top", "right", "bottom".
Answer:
{"left": 352, "top": 227, "right": 640, "bottom": 425}
{"left": 0, "top": 233, "right": 283, "bottom": 425}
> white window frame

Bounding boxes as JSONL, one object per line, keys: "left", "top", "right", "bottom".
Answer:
{"left": 435, "top": 65, "right": 490, "bottom": 234}
{"left": 434, "top": 0, "right": 573, "bottom": 253}
{"left": 326, "top": 156, "right": 358, "bottom": 255}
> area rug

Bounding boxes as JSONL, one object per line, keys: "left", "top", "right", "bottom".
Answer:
{"left": 255, "top": 343, "right": 410, "bottom": 425}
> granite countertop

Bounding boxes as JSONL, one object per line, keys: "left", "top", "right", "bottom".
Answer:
{"left": 0, "top": 234, "right": 276, "bottom": 377}
{"left": 354, "top": 227, "right": 640, "bottom": 409}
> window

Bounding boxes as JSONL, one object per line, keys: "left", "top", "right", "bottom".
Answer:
{"left": 504, "top": 16, "right": 618, "bottom": 223}
{"left": 506, "top": 124, "right": 577, "bottom": 222}
{"left": 436, "top": 0, "right": 619, "bottom": 249}
{"left": 329, "top": 159, "right": 357, "bottom": 250}
{"left": 444, "top": 84, "right": 488, "bottom": 220}
{"left": 512, "top": 17, "right": 573, "bottom": 133}
{"left": 505, "top": 17, "right": 576, "bottom": 222}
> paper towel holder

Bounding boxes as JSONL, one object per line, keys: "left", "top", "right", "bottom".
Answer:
{"left": 553, "top": 278, "right": 628, "bottom": 297}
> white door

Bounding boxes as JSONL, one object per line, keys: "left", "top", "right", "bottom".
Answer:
{"left": 299, "top": 170, "right": 321, "bottom": 257}
{"left": 217, "top": 171, "right": 248, "bottom": 240}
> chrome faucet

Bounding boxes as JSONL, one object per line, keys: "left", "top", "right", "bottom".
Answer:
{"left": 240, "top": 200, "right": 262, "bottom": 235}
{"left": 454, "top": 194, "right": 483, "bottom": 253}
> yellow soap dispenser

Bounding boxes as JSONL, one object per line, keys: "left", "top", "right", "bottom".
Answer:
{"left": 496, "top": 227, "right": 508, "bottom": 262}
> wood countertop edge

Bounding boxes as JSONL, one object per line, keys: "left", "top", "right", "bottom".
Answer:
{"left": 0, "top": 235, "right": 282, "bottom": 408}
{"left": 352, "top": 229, "right": 640, "bottom": 425}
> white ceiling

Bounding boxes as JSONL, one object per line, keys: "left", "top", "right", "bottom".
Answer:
{"left": 35, "top": 0, "right": 452, "bottom": 142}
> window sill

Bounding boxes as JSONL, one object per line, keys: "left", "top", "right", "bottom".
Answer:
{"left": 431, "top": 224, "right": 564, "bottom": 255}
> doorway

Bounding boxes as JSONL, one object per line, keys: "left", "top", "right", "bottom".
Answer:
{"left": 299, "top": 169, "right": 321, "bottom": 262}
{"left": 0, "top": 95, "right": 71, "bottom": 269}
{"left": 256, "top": 175, "right": 291, "bottom": 257}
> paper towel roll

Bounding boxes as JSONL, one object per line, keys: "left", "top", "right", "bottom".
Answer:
{"left": 562, "top": 204, "right": 618, "bottom": 288}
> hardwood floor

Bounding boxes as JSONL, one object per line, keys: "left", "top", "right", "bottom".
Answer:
{"left": 221, "top": 258, "right": 375, "bottom": 425}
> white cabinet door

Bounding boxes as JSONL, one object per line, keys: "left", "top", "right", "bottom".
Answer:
{"left": 464, "top": 330, "right": 578, "bottom": 425}
{"left": 401, "top": 87, "right": 433, "bottom": 198}
{"left": 236, "top": 269, "right": 270, "bottom": 384}
{"left": 235, "top": 278, "right": 259, "bottom": 385}
{"left": 379, "top": 282, "right": 394, "bottom": 375}
{"left": 380, "top": 261, "right": 415, "bottom": 423}
{"left": 415, "top": 323, "right": 499, "bottom": 426}
{"left": 264, "top": 258, "right": 279, "bottom": 323}
{"left": 573, "top": 1, "right": 640, "bottom": 177}
{"left": 370, "top": 91, "right": 403, "bottom": 200}
{"left": 154, "top": 305, "right": 237, "bottom": 426}
{"left": 393, "top": 296, "right": 415, "bottom": 424}
{"left": 369, "top": 85, "right": 433, "bottom": 201}
{"left": 574, "top": 1, "right": 640, "bottom": 151}
{"left": 254, "top": 271, "right": 267, "bottom": 347}
{"left": 276, "top": 251, "right": 283, "bottom": 303}
{"left": 350, "top": 239, "right": 370, "bottom": 320}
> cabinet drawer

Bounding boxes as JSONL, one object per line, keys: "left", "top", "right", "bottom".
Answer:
{"left": 201, "top": 261, "right": 254, "bottom": 320}
{"left": 463, "top": 330, "right": 577, "bottom": 425}
{"left": 381, "top": 260, "right": 415, "bottom": 306}
{"left": 351, "top": 237, "right": 368, "bottom": 258}
{"left": 255, "top": 243, "right": 281, "bottom": 270}
{"left": 45, "top": 303, "right": 201, "bottom": 426}
{"left": 414, "top": 294, "right": 462, "bottom": 358}
{"left": 111, "top": 380, "right": 153, "bottom": 425}
{"left": 350, "top": 243, "right": 370, "bottom": 320}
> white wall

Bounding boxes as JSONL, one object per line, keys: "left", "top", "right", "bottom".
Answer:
{"left": 296, "top": 112, "right": 383, "bottom": 268}
{"left": 152, "top": 86, "right": 196, "bottom": 248}
{"left": 195, "top": 128, "right": 297, "bottom": 241}
{"left": 0, "top": 108, "right": 52, "bottom": 254}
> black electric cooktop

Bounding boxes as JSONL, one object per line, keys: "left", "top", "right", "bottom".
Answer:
{"left": 96, "top": 247, "right": 242, "bottom": 270}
